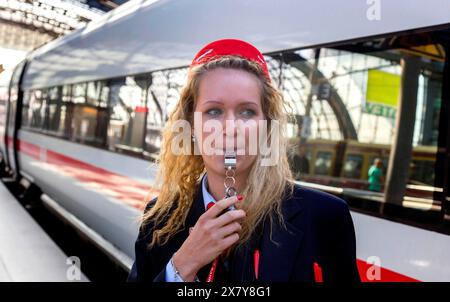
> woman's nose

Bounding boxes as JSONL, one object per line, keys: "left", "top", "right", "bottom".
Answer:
{"left": 222, "top": 111, "right": 238, "bottom": 135}
{"left": 224, "top": 110, "right": 237, "bottom": 122}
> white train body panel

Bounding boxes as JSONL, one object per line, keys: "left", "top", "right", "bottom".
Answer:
{"left": 352, "top": 212, "right": 450, "bottom": 281}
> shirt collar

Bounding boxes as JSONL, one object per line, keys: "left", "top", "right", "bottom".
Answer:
{"left": 201, "top": 173, "right": 216, "bottom": 209}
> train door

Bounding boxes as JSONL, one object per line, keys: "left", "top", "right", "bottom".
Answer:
{"left": 5, "top": 60, "right": 26, "bottom": 177}
{"left": 0, "top": 85, "right": 8, "bottom": 164}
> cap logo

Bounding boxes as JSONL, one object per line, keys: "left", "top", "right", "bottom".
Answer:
{"left": 195, "top": 48, "right": 213, "bottom": 63}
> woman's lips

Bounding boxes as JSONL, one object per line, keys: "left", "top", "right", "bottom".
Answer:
{"left": 214, "top": 148, "right": 246, "bottom": 154}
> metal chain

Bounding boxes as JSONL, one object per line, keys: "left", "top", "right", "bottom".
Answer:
{"left": 224, "top": 166, "right": 237, "bottom": 198}
{"left": 224, "top": 151, "right": 237, "bottom": 210}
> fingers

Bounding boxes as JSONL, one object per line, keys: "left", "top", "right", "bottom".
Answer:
{"left": 203, "top": 195, "right": 243, "bottom": 219}
{"left": 213, "top": 209, "right": 246, "bottom": 228}
{"left": 220, "top": 232, "right": 240, "bottom": 250}
{"left": 218, "top": 221, "right": 242, "bottom": 238}
{"left": 189, "top": 195, "right": 245, "bottom": 260}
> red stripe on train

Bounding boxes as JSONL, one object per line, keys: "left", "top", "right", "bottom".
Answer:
{"left": 17, "top": 138, "right": 158, "bottom": 210}
{"left": 356, "top": 259, "right": 419, "bottom": 282}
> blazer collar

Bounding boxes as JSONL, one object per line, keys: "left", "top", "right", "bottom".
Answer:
{"left": 191, "top": 177, "right": 305, "bottom": 222}
{"left": 190, "top": 179, "right": 305, "bottom": 221}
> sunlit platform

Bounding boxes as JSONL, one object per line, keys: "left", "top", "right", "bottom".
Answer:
{"left": 0, "top": 182, "right": 88, "bottom": 282}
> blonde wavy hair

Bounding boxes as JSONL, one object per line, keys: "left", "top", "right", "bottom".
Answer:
{"left": 143, "top": 55, "right": 295, "bottom": 249}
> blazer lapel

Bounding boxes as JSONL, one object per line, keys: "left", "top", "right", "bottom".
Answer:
{"left": 185, "top": 182, "right": 206, "bottom": 227}
{"left": 230, "top": 187, "right": 307, "bottom": 282}
{"left": 259, "top": 190, "right": 307, "bottom": 282}
{"left": 230, "top": 233, "right": 258, "bottom": 281}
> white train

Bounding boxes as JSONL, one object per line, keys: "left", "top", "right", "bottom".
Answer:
{"left": 1, "top": 0, "right": 450, "bottom": 281}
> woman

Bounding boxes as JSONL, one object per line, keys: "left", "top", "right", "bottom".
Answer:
{"left": 128, "top": 39, "right": 360, "bottom": 282}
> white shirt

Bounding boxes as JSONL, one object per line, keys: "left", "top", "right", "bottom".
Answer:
{"left": 165, "top": 173, "right": 215, "bottom": 282}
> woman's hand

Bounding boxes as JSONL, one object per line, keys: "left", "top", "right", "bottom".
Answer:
{"left": 172, "top": 195, "right": 245, "bottom": 281}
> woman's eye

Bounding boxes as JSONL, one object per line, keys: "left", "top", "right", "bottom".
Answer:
{"left": 241, "top": 109, "right": 256, "bottom": 118}
{"left": 205, "top": 108, "right": 256, "bottom": 118}
{"left": 206, "top": 108, "right": 222, "bottom": 116}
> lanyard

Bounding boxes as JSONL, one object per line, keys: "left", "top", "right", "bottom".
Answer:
{"left": 205, "top": 201, "right": 219, "bottom": 282}
{"left": 206, "top": 258, "right": 219, "bottom": 282}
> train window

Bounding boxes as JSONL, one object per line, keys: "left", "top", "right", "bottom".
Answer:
{"left": 145, "top": 90, "right": 163, "bottom": 156}
{"left": 70, "top": 104, "right": 107, "bottom": 146}
{"left": 410, "top": 160, "right": 435, "bottom": 186}
{"left": 342, "top": 154, "right": 363, "bottom": 179}
{"left": 149, "top": 69, "right": 188, "bottom": 118}
{"left": 62, "top": 85, "right": 72, "bottom": 103}
{"left": 29, "top": 89, "right": 47, "bottom": 129}
{"left": 107, "top": 76, "right": 148, "bottom": 154}
{"left": 43, "top": 86, "right": 61, "bottom": 133}
{"left": 87, "top": 81, "right": 109, "bottom": 107}
{"left": 314, "top": 151, "right": 332, "bottom": 176}
{"left": 280, "top": 49, "right": 344, "bottom": 143}
{"left": 73, "top": 83, "right": 86, "bottom": 104}
{"left": 278, "top": 27, "right": 449, "bottom": 230}
{"left": 54, "top": 85, "right": 74, "bottom": 138}
{"left": 21, "top": 90, "right": 31, "bottom": 128}
{"left": 61, "top": 81, "right": 108, "bottom": 146}
{"left": 144, "top": 69, "right": 188, "bottom": 157}
{"left": 288, "top": 144, "right": 311, "bottom": 180}
{"left": 57, "top": 102, "right": 73, "bottom": 138}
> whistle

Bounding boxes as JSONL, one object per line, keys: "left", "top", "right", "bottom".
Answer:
{"left": 224, "top": 150, "right": 237, "bottom": 211}
{"left": 224, "top": 150, "right": 237, "bottom": 169}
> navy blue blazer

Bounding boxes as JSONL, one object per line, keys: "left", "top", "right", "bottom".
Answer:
{"left": 127, "top": 182, "right": 360, "bottom": 282}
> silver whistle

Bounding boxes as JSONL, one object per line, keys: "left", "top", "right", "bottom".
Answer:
{"left": 224, "top": 150, "right": 237, "bottom": 211}
{"left": 224, "top": 150, "right": 237, "bottom": 169}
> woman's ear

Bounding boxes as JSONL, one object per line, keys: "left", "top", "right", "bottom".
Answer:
{"left": 191, "top": 128, "right": 197, "bottom": 144}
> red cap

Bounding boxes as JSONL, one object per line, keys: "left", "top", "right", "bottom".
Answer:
{"left": 190, "top": 39, "right": 271, "bottom": 82}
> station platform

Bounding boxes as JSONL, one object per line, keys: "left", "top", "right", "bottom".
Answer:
{"left": 0, "top": 181, "right": 88, "bottom": 282}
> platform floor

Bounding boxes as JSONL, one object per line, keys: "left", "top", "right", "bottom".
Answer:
{"left": 0, "top": 181, "right": 88, "bottom": 281}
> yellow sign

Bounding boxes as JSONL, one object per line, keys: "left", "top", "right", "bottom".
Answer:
{"left": 365, "top": 69, "right": 400, "bottom": 118}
